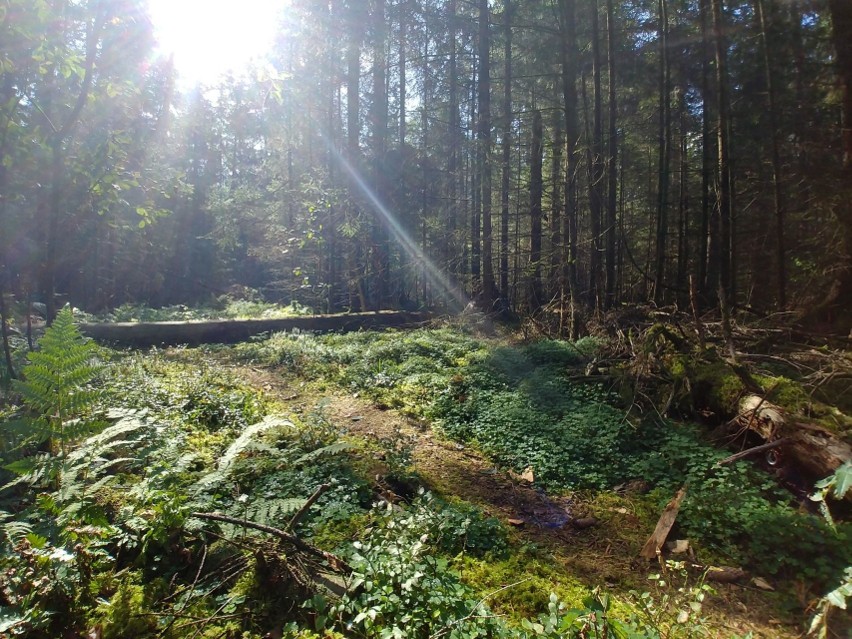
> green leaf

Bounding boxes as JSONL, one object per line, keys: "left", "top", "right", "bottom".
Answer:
{"left": 831, "top": 462, "right": 852, "bottom": 499}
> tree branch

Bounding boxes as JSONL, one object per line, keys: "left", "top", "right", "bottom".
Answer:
{"left": 191, "top": 511, "right": 352, "bottom": 575}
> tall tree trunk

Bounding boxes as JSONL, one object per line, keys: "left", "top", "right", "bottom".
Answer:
{"left": 0, "top": 76, "right": 15, "bottom": 379}
{"left": 500, "top": 1, "right": 513, "bottom": 302}
{"left": 347, "top": 2, "right": 366, "bottom": 311}
{"left": 816, "top": 0, "right": 852, "bottom": 328}
{"left": 478, "top": 0, "right": 497, "bottom": 305}
{"left": 604, "top": 0, "right": 618, "bottom": 310}
{"left": 711, "top": 0, "right": 733, "bottom": 306}
{"left": 653, "top": 0, "right": 672, "bottom": 306}
{"left": 559, "top": 0, "right": 581, "bottom": 336}
{"left": 698, "top": 0, "right": 715, "bottom": 306}
{"left": 370, "top": 0, "right": 389, "bottom": 310}
{"left": 589, "top": 0, "right": 604, "bottom": 310}
{"left": 550, "top": 108, "right": 564, "bottom": 298}
{"left": 471, "top": 61, "right": 481, "bottom": 289}
{"left": 447, "top": 0, "right": 459, "bottom": 278}
{"left": 529, "top": 110, "right": 544, "bottom": 312}
{"left": 398, "top": 0, "right": 407, "bottom": 148}
{"left": 676, "top": 80, "right": 689, "bottom": 309}
{"left": 755, "top": 0, "right": 787, "bottom": 308}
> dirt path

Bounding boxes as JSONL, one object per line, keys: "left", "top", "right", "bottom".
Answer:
{"left": 241, "top": 365, "right": 590, "bottom": 539}
{"left": 234, "top": 364, "right": 800, "bottom": 639}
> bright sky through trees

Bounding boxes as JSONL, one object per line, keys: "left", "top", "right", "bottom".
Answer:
{"left": 148, "top": 0, "right": 286, "bottom": 86}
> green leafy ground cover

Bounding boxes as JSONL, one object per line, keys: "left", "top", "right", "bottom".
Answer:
{"left": 0, "top": 315, "right": 848, "bottom": 637}
{"left": 236, "top": 328, "right": 850, "bottom": 587}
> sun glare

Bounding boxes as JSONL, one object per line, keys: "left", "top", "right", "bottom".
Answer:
{"left": 148, "top": 0, "right": 287, "bottom": 87}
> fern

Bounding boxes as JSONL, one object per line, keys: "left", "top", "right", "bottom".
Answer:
{"left": 295, "top": 441, "right": 354, "bottom": 464}
{"left": 246, "top": 497, "right": 308, "bottom": 527}
{"left": 193, "top": 416, "right": 295, "bottom": 493}
{"left": 0, "top": 511, "right": 33, "bottom": 547}
{"left": 12, "top": 306, "right": 103, "bottom": 454}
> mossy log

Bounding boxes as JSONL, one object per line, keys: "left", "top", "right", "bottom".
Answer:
{"left": 80, "top": 311, "right": 433, "bottom": 347}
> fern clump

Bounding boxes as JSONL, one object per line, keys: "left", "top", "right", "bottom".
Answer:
{"left": 13, "top": 307, "right": 103, "bottom": 454}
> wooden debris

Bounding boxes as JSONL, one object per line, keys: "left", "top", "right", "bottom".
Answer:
{"left": 639, "top": 486, "right": 687, "bottom": 560}
{"left": 81, "top": 311, "right": 433, "bottom": 347}
{"left": 571, "top": 517, "right": 599, "bottom": 530}
{"left": 751, "top": 577, "right": 774, "bottom": 591}
{"left": 736, "top": 395, "right": 784, "bottom": 440}
{"left": 704, "top": 566, "right": 748, "bottom": 583}
{"left": 507, "top": 518, "right": 525, "bottom": 527}
{"left": 716, "top": 438, "right": 789, "bottom": 466}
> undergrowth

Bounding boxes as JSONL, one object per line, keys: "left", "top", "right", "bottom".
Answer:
{"left": 0, "top": 317, "right": 847, "bottom": 637}
{"left": 237, "top": 328, "right": 852, "bottom": 589}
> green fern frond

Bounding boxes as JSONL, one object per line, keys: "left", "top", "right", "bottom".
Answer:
{"left": 0, "top": 511, "right": 33, "bottom": 546}
{"left": 12, "top": 306, "right": 103, "bottom": 453}
{"left": 295, "top": 441, "right": 354, "bottom": 464}
{"left": 246, "top": 498, "right": 308, "bottom": 527}
{"left": 194, "top": 416, "right": 295, "bottom": 492}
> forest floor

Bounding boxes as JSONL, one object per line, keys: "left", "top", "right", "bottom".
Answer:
{"left": 227, "top": 360, "right": 807, "bottom": 639}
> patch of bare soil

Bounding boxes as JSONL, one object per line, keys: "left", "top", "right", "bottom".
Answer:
{"left": 233, "top": 364, "right": 802, "bottom": 639}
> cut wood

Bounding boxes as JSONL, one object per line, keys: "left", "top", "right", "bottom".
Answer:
{"left": 704, "top": 566, "right": 748, "bottom": 583}
{"left": 736, "top": 395, "right": 784, "bottom": 440}
{"left": 640, "top": 486, "right": 687, "bottom": 560}
{"left": 81, "top": 311, "right": 433, "bottom": 347}
{"left": 732, "top": 394, "right": 851, "bottom": 488}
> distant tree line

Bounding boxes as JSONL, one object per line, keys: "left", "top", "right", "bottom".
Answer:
{"left": 1, "top": 0, "right": 850, "bottom": 331}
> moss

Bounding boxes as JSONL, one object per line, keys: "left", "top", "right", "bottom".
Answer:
{"left": 94, "top": 575, "right": 160, "bottom": 639}
{"left": 310, "top": 512, "right": 372, "bottom": 552}
{"left": 755, "top": 375, "right": 810, "bottom": 413}
{"left": 689, "top": 359, "right": 745, "bottom": 418}
{"left": 455, "top": 550, "right": 593, "bottom": 622}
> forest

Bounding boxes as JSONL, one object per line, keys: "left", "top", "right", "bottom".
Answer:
{"left": 1, "top": 0, "right": 852, "bottom": 637}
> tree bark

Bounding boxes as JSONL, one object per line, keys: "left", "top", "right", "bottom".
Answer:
{"left": 370, "top": 0, "right": 389, "bottom": 310}
{"left": 500, "top": 1, "right": 513, "bottom": 303}
{"left": 447, "top": 0, "right": 459, "bottom": 278}
{"left": 755, "top": 0, "right": 787, "bottom": 309}
{"left": 550, "top": 107, "right": 564, "bottom": 298}
{"left": 559, "top": 0, "right": 581, "bottom": 336}
{"left": 478, "top": 0, "right": 497, "bottom": 306}
{"left": 698, "top": 0, "right": 715, "bottom": 307}
{"left": 528, "top": 110, "right": 544, "bottom": 312}
{"left": 815, "top": 0, "right": 852, "bottom": 330}
{"left": 604, "top": 0, "right": 618, "bottom": 310}
{"left": 589, "top": 0, "right": 605, "bottom": 310}
{"left": 653, "top": 0, "right": 672, "bottom": 306}
{"left": 398, "top": 0, "right": 407, "bottom": 148}
{"left": 711, "top": 0, "right": 733, "bottom": 307}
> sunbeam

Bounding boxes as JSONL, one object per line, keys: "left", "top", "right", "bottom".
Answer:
{"left": 326, "top": 145, "right": 470, "bottom": 313}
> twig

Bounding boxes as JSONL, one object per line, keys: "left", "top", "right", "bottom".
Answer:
{"left": 185, "top": 597, "right": 240, "bottom": 639}
{"left": 428, "top": 579, "right": 527, "bottom": 639}
{"left": 715, "top": 438, "right": 789, "bottom": 466}
{"left": 191, "top": 511, "right": 352, "bottom": 574}
{"left": 157, "top": 544, "right": 208, "bottom": 638}
{"left": 287, "top": 483, "right": 330, "bottom": 531}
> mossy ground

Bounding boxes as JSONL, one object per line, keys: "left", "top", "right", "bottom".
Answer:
{"left": 225, "top": 342, "right": 819, "bottom": 638}
{"left": 4, "top": 324, "right": 845, "bottom": 638}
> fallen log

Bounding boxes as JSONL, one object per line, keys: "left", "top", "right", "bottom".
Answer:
{"left": 81, "top": 311, "right": 433, "bottom": 347}
{"left": 734, "top": 394, "right": 852, "bottom": 489}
